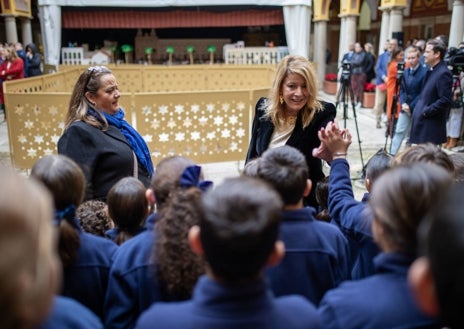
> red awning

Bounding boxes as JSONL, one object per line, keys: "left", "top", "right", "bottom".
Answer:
{"left": 62, "top": 9, "right": 284, "bottom": 29}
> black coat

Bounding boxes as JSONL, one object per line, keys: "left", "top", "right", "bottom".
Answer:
{"left": 246, "top": 97, "right": 336, "bottom": 207}
{"left": 58, "top": 121, "right": 151, "bottom": 201}
{"left": 409, "top": 61, "right": 453, "bottom": 145}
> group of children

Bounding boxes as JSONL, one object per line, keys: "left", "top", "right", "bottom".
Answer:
{"left": 0, "top": 120, "right": 463, "bottom": 328}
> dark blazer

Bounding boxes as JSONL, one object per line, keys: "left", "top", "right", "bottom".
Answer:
{"left": 409, "top": 60, "right": 453, "bottom": 144}
{"left": 135, "top": 275, "right": 320, "bottom": 329}
{"left": 318, "top": 253, "right": 440, "bottom": 329}
{"left": 246, "top": 97, "right": 336, "bottom": 207}
{"left": 104, "top": 215, "right": 162, "bottom": 329}
{"left": 62, "top": 231, "right": 118, "bottom": 320}
{"left": 266, "top": 207, "right": 351, "bottom": 306}
{"left": 58, "top": 121, "right": 151, "bottom": 201}
{"left": 328, "top": 158, "right": 379, "bottom": 279}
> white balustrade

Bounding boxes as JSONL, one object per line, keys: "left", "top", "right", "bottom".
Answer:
{"left": 224, "top": 47, "right": 289, "bottom": 65}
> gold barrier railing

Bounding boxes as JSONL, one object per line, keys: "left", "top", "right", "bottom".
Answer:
{"left": 5, "top": 65, "right": 275, "bottom": 169}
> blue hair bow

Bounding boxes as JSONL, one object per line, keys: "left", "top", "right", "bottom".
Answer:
{"left": 180, "top": 165, "right": 213, "bottom": 192}
{"left": 54, "top": 205, "right": 80, "bottom": 229}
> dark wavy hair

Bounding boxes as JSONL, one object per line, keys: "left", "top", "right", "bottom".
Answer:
{"left": 154, "top": 186, "right": 205, "bottom": 300}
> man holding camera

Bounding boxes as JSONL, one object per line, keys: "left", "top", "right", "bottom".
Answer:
{"left": 409, "top": 39, "right": 453, "bottom": 146}
{"left": 390, "top": 46, "right": 427, "bottom": 155}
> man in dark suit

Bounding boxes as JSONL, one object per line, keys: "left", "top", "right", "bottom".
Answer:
{"left": 409, "top": 39, "right": 453, "bottom": 145}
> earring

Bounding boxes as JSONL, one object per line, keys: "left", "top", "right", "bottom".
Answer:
{"left": 279, "top": 96, "right": 284, "bottom": 105}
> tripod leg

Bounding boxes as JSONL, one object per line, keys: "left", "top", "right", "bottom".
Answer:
{"left": 346, "top": 82, "right": 365, "bottom": 169}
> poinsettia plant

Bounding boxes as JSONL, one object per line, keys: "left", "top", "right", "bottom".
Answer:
{"left": 325, "top": 73, "right": 337, "bottom": 82}
{"left": 364, "top": 82, "right": 376, "bottom": 92}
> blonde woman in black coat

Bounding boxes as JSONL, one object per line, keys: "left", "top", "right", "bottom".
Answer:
{"left": 246, "top": 55, "right": 336, "bottom": 207}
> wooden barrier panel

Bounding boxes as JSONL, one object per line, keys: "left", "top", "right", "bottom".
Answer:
{"left": 4, "top": 65, "right": 276, "bottom": 170}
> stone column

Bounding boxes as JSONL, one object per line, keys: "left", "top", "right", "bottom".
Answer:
{"left": 4, "top": 16, "right": 18, "bottom": 44}
{"left": 313, "top": 20, "right": 328, "bottom": 89}
{"left": 378, "top": 8, "right": 390, "bottom": 55}
{"left": 449, "top": 0, "right": 464, "bottom": 47}
{"left": 20, "top": 18, "right": 33, "bottom": 45}
{"left": 389, "top": 7, "right": 405, "bottom": 44}
{"left": 337, "top": 15, "right": 358, "bottom": 65}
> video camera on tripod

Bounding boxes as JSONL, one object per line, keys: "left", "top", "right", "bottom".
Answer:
{"left": 341, "top": 61, "right": 352, "bottom": 82}
{"left": 396, "top": 62, "right": 405, "bottom": 80}
{"left": 444, "top": 47, "right": 464, "bottom": 76}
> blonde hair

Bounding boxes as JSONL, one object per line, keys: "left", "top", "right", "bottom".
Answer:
{"left": 264, "top": 55, "right": 322, "bottom": 129}
{"left": 0, "top": 168, "right": 60, "bottom": 329}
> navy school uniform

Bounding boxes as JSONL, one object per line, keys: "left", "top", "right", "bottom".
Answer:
{"left": 318, "top": 253, "right": 440, "bottom": 329}
{"left": 328, "top": 158, "right": 380, "bottom": 279}
{"left": 37, "top": 296, "right": 103, "bottom": 329}
{"left": 265, "top": 207, "right": 351, "bottom": 305}
{"left": 104, "top": 213, "right": 163, "bottom": 329}
{"left": 135, "top": 275, "right": 320, "bottom": 329}
{"left": 62, "top": 230, "right": 117, "bottom": 320}
{"left": 105, "top": 226, "right": 146, "bottom": 243}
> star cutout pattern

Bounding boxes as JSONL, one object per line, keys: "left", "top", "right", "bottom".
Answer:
{"left": 8, "top": 92, "right": 251, "bottom": 169}
{"left": 133, "top": 96, "right": 250, "bottom": 163}
{"left": 9, "top": 99, "right": 65, "bottom": 168}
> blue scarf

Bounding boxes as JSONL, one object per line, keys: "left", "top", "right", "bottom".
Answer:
{"left": 102, "top": 109, "right": 154, "bottom": 175}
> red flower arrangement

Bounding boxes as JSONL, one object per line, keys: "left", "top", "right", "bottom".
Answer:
{"left": 364, "top": 82, "right": 376, "bottom": 92}
{"left": 325, "top": 73, "right": 338, "bottom": 82}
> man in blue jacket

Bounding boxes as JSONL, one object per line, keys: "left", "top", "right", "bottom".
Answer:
{"left": 409, "top": 38, "right": 453, "bottom": 145}
{"left": 374, "top": 39, "right": 398, "bottom": 128}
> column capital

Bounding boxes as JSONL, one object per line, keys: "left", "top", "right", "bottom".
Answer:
{"left": 338, "top": 13, "right": 360, "bottom": 18}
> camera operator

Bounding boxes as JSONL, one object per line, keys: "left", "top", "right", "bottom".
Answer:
{"left": 443, "top": 42, "right": 464, "bottom": 149}
{"left": 410, "top": 39, "right": 453, "bottom": 146}
{"left": 350, "top": 42, "right": 367, "bottom": 110}
{"left": 390, "top": 46, "right": 427, "bottom": 155}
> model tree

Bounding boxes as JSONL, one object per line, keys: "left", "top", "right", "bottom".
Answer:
{"left": 207, "top": 45, "right": 216, "bottom": 64}
{"left": 166, "top": 46, "right": 174, "bottom": 65}
{"left": 121, "top": 44, "right": 134, "bottom": 64}
{"left": 145, "top": 47, "right": 153, "bottom": 64}
{"left": 186, "top": 45, "right": 195, "bottom": 64}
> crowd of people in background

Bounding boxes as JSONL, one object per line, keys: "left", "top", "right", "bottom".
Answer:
{"left": 0, "top": 41, "right": 42, "bottom": 120}
{"left": 1, "top": 33, "right": 464, "bottom": 328}
{"left": 339, "top": 35, "right": 464, "bottom": 154}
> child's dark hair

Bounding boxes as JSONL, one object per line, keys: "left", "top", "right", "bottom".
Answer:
{"left": 155, "top": 185, "right": 205, "bottom": 300}
{"left": 369, "top": 163, "right": 452, "bottom": 256}
{"left": 257, "top": 145, "right": 308, "bottom": 205}
{"left": 315, "top": 176, "right": 330, "bottom": 222}
{"left": 392, "top": 143, "right": 454, "bottom": 174}
{"left": 150, "top": 156, "right": 196, "bottom": 209}
{"left": 199, "top": 176, "right": 282, "bottom": 282}
{"left": 363, "top": 148, "right": 393, "bottom": 183}
{"left": 107, "top": 177, "right": 148, "bottom": 245}
{"left": 76, "top": 200, "right": 113, "bottom": 237}
{"left": 30, "top": 155, "right": 84, "bottom": 266}
{"left": 418, "top": 183, "right": 464, "bottom": 328}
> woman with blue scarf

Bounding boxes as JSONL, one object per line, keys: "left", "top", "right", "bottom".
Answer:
{"left": 58, "top": 66, "right": 154, "bottom": 201}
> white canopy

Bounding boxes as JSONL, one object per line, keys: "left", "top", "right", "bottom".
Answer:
{"left": 38, "top": 0, "right": 312, "bottom": 66}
